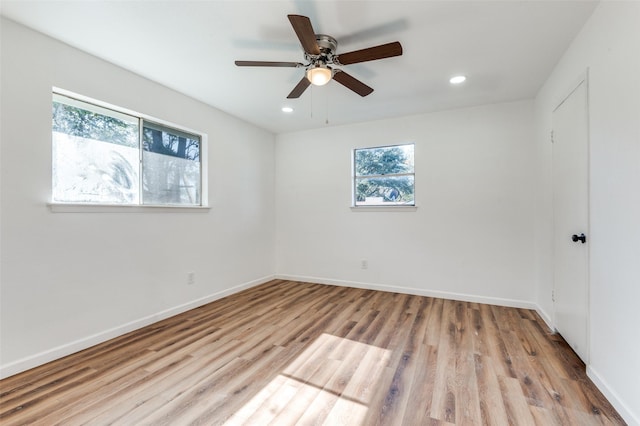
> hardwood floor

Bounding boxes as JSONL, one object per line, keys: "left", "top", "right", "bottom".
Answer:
{"left": 0, "top": 280, "right": 625, "bottom": 425}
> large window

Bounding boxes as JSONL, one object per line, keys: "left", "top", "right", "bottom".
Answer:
{"left": 353, "top": 143, "right": 415, "bottom": 206}
{"left": 52, "top": 92, "right": 203, "bottom": 206}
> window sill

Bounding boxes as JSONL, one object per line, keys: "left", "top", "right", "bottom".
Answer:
{"left": 350, "top": 206, "right": 417, "bottom": 212}
{"left": 48, "top": 203, "right": 211, "bottom": 213}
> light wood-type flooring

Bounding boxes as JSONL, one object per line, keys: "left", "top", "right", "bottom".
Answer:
{"left": 0, "top": 279, "right": 625, "bottom": 425}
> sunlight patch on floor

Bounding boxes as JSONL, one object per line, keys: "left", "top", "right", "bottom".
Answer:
{"left": 223, "top": 333, "right": 391, "bottom": 425}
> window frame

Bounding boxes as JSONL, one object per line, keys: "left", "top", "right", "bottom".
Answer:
{"left": 351, "top": 143, "right": 416, "bottom": 209}
{"left": 50, "top": 87, "right": 208, "bottom": 211}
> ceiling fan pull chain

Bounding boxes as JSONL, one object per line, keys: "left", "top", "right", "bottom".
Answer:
{"left": 325, "top": 88, "right": 330, "bottom": 125}
{"left": 235, "top": 15, "right": 402, "bottom": 99}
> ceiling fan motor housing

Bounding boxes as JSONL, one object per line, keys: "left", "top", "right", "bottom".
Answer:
{"left": 316, "top": 34, "right": 338, "bottom": 54}
{"left": 305, "top": 34, "right": 338, "bottom": 65}
{"left": 235, "top": 14, "right": 402, "bottom": 98}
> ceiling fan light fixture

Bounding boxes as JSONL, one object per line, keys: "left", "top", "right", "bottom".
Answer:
{"left": 307, "top": 64, "right": 332, "bottom": 86}
{"left": 235, "top": 15, "right": 402, "bottom": 98}
{"left": 449, "top": 75, "right": 467, "bottom": 84}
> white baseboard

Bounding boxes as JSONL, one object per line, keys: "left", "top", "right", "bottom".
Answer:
{"left": 279, "top": 274, "right": 640, "bottom": 424}
{"left": 5, "top": 273, "right": 635, "bottom": 425}
{"left": 587, "top": 365, "right": 640, "bottom": 426}
{"left": 0, "top": 275, "right": 275, "bottom": 379}
{"left": 534, "top": 305, "right": 555, "bottom": 332}
{"left": 276, "top": 274, "right": 540, "bottom": 311}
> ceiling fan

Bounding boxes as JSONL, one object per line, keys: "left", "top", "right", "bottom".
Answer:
{"left": 235, "top": 15, "right": 403, "bottom": 99}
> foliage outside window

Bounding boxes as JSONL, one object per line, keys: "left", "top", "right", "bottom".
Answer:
{"left": 353, "top": 144, "right": 415, "bottom": 206}
{"left": 52, "top": 92, "right": 203, "bottom": 206}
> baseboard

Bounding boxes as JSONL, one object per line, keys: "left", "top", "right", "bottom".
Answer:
{"left": 533, "top": 304, "right": 555, "bottom": 332}
{"left": 0, "top": 275, "right": 275, "bottom": 379}
{"left": 278, "top": 275, "right": 638, "bottom": 424}
{"left": 587, "top": 365, "right": 639, "bottom": 426}
{"left": 276, "top": 274, "right": 540, "bottom": 311}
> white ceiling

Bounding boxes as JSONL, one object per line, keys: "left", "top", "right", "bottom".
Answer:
{"left": 1, "top": 0, "right": 598, "bottom": 134}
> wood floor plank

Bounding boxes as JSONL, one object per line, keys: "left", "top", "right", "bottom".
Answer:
{"left": 500, "top": 328, "right": 555, "bottom": 409}
{"left": 401, "top": 343, "right": 438, "bottom": 425}
{"left": 323, "top": 340, "right": 393, "bottom": 426}
{"left": 0, "top": 280, "right": 625, "bottom": 425}
{"left": 473, "top": 353, "right": 510, "bottom": 425}
{"left": 370, "top": 295, "right": 430, "bottom": 425}
{"left": 423, "top": 297, "right": 444, "bottom": 347}
{"left": 269, "top": 358, "right": 341, "bottom": 425}
{"left": 430, "top": 299, "right": 459, "bottom": 424}
{"left": 499, "top": 375, "right": 537, "bottom": 425}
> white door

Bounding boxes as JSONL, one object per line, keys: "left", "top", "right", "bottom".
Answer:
{"left": 552, "top": 78, "right": 589, "bottom": 363}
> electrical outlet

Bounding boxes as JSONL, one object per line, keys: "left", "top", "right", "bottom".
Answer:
{"left": 361, "top": 259, "right": 368, "bottom": 270}
{"left": 187, "top": 272, "right": 196, "bottom": 285}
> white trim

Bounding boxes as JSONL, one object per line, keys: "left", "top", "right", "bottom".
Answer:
{"left": 551, "top": 69, "right": 591, "bottom": 364}
{"left": 551, "top": 69, "right": 589, "bottom": 113}
{"left": 350, "top": 206, "right": 417, "bottom": 212}
{"left": 51, "top": 87, "right": 209, "bottom": 209}
{"left": 535, "top": 305, "right": 556, "bottom": 333}
{"left": 0, "top": 275, "right": 275, "bottom": 379}
{"left": 53, "top": 87, "right": 203, "bottom": 137}
{"left": 200, "top": 133, "right": 209, "bottom": 207}
{"left": 587, "top": 365, "right": 640, "bottom": 426}
{"left": 275, "top": 274, "right": 540, "bottom": 311}
{"left": 276, "top": 274, "right": 556, "bottom": 334}
{"left": 48, "top": 203, "right": 211, "bottom": 213}
{"left": 351, "top": 142, "right": 416, "bottom": 208}
{"left": 5, "top": 273, "right": 632, "bottom": 424}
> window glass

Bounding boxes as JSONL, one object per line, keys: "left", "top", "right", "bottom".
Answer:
{"left": 354, "top": 144, "right": 415, "bottom": 206}
{"left": 52, "top": 92, "right": 204, "bottom": 207}
{"left": 142, "top": 122, "right": 201, "bottom": 205}
{"left": 52, "top": 94, "right": 140, "bottom": 204}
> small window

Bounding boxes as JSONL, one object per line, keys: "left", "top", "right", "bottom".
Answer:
{"left": 52, "top": 92, "right": 203, "bottom": 206}
{"left": 353, "top": 144, "right": 415, "bottom": 206}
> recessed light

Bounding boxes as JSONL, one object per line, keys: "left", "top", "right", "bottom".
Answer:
{"left": 449, "top": 75, "right": 466, "bottom": 84}
{"left": 281, "top": 106, "right": 294, "bottom": 113}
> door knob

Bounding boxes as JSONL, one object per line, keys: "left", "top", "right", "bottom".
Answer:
{"left": 571, "top": 233, "right": 586, "bottom": 243}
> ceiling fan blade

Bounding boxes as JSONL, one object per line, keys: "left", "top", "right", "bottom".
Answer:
{"left": 287, "top": 77, "right": 311, "bottom": 99}
{"left": 287, "top": 15, "right": 320, "bottom": 55}
{"left": 235, "top": 60, "right": 303, "bottom": 67}
{"left": 333, "top": 70, "right": 373, "bottom": 97}
{"left": 335, "top": 41, "right": 403, "bottom": 65}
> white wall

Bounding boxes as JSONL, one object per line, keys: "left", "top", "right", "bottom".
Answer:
{"left": 3, "top": 4, "right": 638, "bottom": 421}
{"left": 276, "top": 100, "right": 537, "bottom": 307}
{"left": 534, "top": 1, "right": 640, "bottom": 423}
{"left": 0, "top": 19, "right": 276, "bottom": 377}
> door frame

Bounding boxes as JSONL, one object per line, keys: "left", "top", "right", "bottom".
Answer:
{"left": 551, "top": 69, "right": 591, "bottom": 363}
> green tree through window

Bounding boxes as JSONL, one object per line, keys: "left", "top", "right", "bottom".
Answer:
{"left": 52, "top": 102, "right": 138, "bottom": 148}
{"left": 52, "top": 92, "right": 203, "bottom": 206}
{"left": 354, "top": 144, "right": 415, "bottom": 206}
